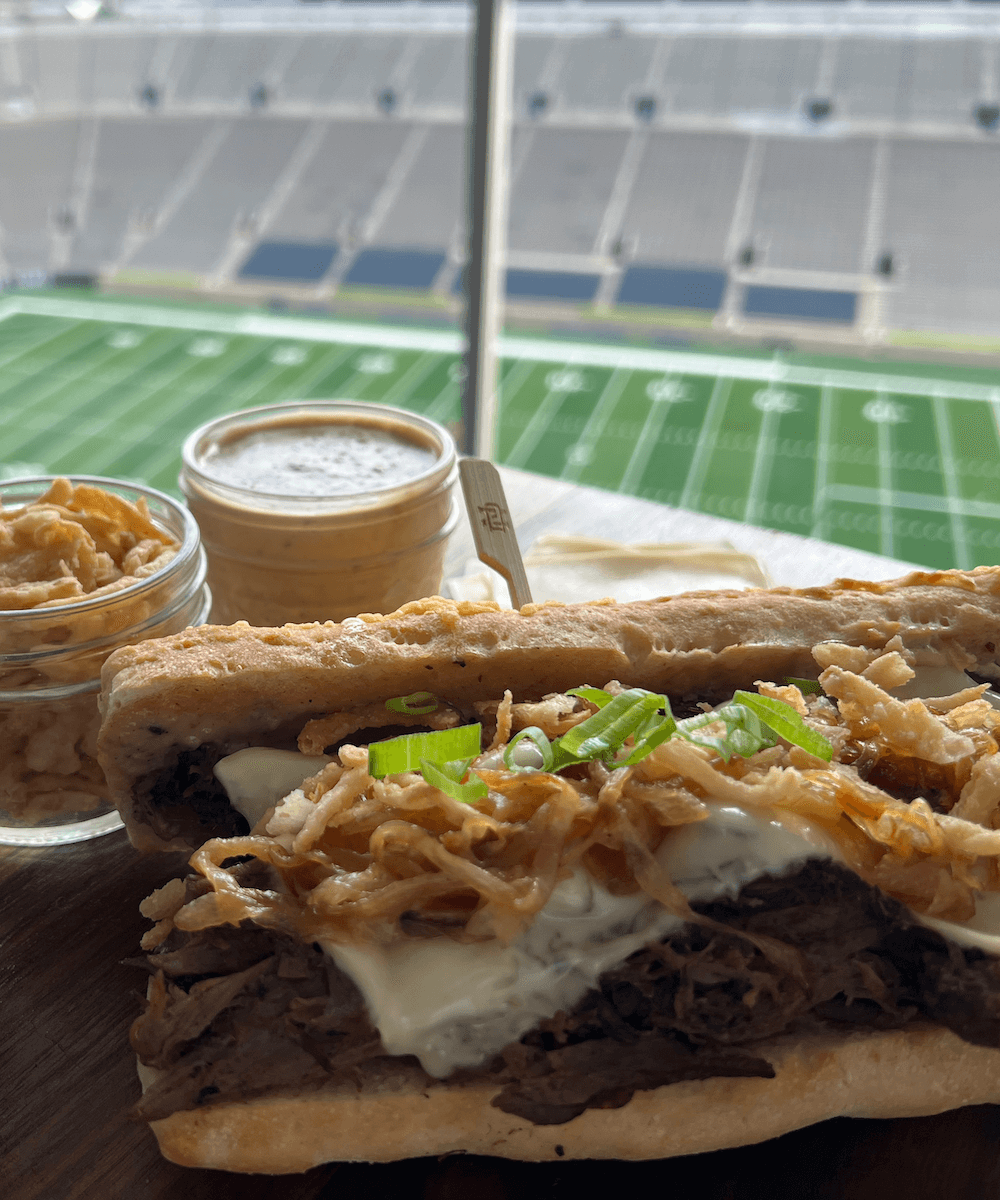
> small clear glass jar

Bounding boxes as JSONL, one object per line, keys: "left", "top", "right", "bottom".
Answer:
{"left": 0, "top": 476, "right": 210, "bottom": 846}
{"left": 180, "top": 400, "right": 459, "bottom": 626}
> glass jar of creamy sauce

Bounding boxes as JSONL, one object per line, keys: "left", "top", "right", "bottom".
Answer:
{"left": 180, "top": 400, "right": 459, "bottom": 626}
{"left": 0, "top": 476, "right": 210, "bottom": 846}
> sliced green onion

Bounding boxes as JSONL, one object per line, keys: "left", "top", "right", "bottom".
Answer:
{"left": 786, "top": 677, "right": 822, "bottom": 696}
{"left": 622, "top": 707, "right": 678, "bottom": 765}
{"left": 551, "top": 688, "right": 668, "bottom": 771}
{"left": 733, "top": 691, "right": 834, "bottom": 762}
{"left": 503, "top": 726, "right": 555, "bottom": 773}
{"left": 566, "top": 687, "right": 614, "bottom": 710}
{"left": 368, "top": 723, "right": 482, "bottom": 778}
{"left": 420, "top": 757, "right": 488, "bottom": 804}
{"left": 385, "top": 691, "right": 440, "bottom": 716}
{"left": 674, "top": 704, "right": 777, "bottom": 763}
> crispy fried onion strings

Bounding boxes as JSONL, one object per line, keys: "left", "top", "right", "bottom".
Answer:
{"left": 164, "top": 658, "right": 1000, "bottom": 951}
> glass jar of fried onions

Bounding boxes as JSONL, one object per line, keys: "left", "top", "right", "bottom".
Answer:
{"left": 0, "top": 476, "right": 209, "bottom": 846}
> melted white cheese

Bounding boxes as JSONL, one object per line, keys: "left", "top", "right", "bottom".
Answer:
{"left": 326, "top": 805, "right": 841, "bottom": 1077}
{"left": 919, "top": 893, "right": 1000, "bottom": 955}
{"left": 214, "top": 747, "right": 332, "bottom": 828}
{"left": 216, "top": 697, "right": 1000, "bottom": 1077}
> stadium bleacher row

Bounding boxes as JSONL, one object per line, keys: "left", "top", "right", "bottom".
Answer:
{"left": 4, "top": 28, "right": 998, "bottom": 128}
{"left": 0, "top": 23, "right": 998, "bottom": 337}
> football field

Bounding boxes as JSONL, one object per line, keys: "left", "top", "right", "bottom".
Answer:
{"left": 1, "top": 292, "right": 998, "bottom": 572}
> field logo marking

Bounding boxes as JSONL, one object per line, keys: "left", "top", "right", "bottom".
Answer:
{"left": 188, "top": 337, "right": 228, "bottom": 358}
{"left": 448, "top": 361, "right": 466, "bottom": 384}
{"left": 863, "top": 397, "right": 908, "bottom": 424}
{"left": 108, "top": 330, "right": 144, "bottom": 350}
{"left": 357, "top": 351, "right": 395, "bottom": 374}
{"left": 752, "top": 387, "right": 799, "bottom": 414}
{"left": 545, "top": 368, "right": 586, "bottom": 393}
{"left": 646, "top": 377, "right": 691, "bottom": 404}
{"left": 270, "top": 345, "right": 308, "bottom": 366}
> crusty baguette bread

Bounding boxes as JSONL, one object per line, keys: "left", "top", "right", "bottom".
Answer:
{"left": 98, "top": 566, "right": 1000, "bottom": 851}
{"left": 139, "top": 1024, "right": 1000, "bottom": 1173}
{"left": 108, "top": 566, "right": 1000, "bottom": 1171}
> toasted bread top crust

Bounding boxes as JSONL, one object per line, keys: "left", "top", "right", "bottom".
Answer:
{"left": 97, "top": 567, "right": 1000, "bottom": 850}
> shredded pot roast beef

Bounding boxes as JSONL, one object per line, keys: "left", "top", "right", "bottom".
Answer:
{"left": 131, "top": 859, "right": 1000, "bottom": 1126}
{"left": 141, "top": 745, "right": 251, "bottom": 844}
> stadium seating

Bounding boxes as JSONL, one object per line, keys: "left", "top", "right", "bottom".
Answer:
{"left": 0, "top": 9, "right": 996, "bottom": 340}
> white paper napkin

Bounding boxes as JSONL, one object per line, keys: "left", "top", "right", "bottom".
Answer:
{"left": 445, "top": 534, "right": 772, "bottom": 607}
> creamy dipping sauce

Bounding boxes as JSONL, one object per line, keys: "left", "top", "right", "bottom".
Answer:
{"left": 180, "top": 401, "right": 458, "bottom": 626}
{"left": 201, "top": 424, "right": 439, "bottom": 498}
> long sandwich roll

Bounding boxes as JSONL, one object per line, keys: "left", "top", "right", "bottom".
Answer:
{"left": 97, "top": 568, "right": 1000, "bottom": 1172}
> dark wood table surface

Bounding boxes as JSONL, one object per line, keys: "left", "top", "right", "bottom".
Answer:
{"left": 3, "top": 471, "right": 994, "bottom": 1200}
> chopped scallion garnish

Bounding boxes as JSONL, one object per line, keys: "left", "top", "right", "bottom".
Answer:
{"left": 566, "top": 686, "right": 614, "bottom": 709}
{"left": 673, "top": 704, "right": 777, "bottom": 762}
{"left": 385, "top": 691, "right": 440, "bottom": 715}
{"left": 503, "top": 726, "right": 555, "bottom": 773}
{"left": 419, "top": 756, "right": 488, "bottom": 803}
{"left": 368, "top": 723, "right": 482, "bottom": 778}
{"left": 733, "top": 691, "right": 834, "bottom": 762}
{"left": 366, "top": 683, "right": 833, "bottom": 797}
{"left": 551, "top": 688, "right": 669, "bottom": 770}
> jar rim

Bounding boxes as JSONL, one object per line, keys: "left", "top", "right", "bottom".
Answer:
{"left": 0, "top": 474, "right": 203, "bottom": 622}
{"left": 180, "top": 399, "right": 457, "bottom": 515}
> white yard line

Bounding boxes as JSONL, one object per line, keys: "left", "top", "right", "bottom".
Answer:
{"left": 932, "top": 390, "right": 972, "bottom": 569}
{"left": 0, "top": 315, "right": 89, "bottom": 374}
{"left": 810, "top": 382, "right": 834, "bottom": 541}
{"left": 743, "top": 407, "right": 780, "bottom": 529}
{"left": 493, "top": 357, "right": 539, "bottom": 410}
{"left": 618, "top": 380, "right": 678, "bottom": 496}
{"left": 559, "top": 368, "right": 628, "bottom": 483}
{"left": 0, "top": 327, "right": 121, "bottom": 443}
{"left": 47, "top": 336, "right": 269, "bottom": 472}
{"left": 505, "top": 385, "right": 562, "bottom": 469}
{"left": 823, "top": 484, "right": 1000, "bottom": 523}
{"left": 876, "top": 403, "right": 894, "bottom": 559}
{"left": 277, "top": 342, "right": 362, "bottom": 402}
{"left": 7, "top": 295, "right": 1000, "bottom": 404}
{"left": 378, "top": 351, "right": 444, "bottom": 409}
{"left": 679, "top": 376, "right": 731, "bottom": 513}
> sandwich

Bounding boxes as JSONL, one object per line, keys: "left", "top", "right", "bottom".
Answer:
{"left": 97, "top": 567, "right": 1000, "bottom": 1174}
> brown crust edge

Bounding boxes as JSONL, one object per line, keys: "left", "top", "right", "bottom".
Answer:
{"left": 143, "top": 1025, "right": 1000, "bottom": 1173}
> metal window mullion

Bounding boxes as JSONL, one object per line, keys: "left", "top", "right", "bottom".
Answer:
{"left": 462, "top": 0, "right": 514, "bottom": 460}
